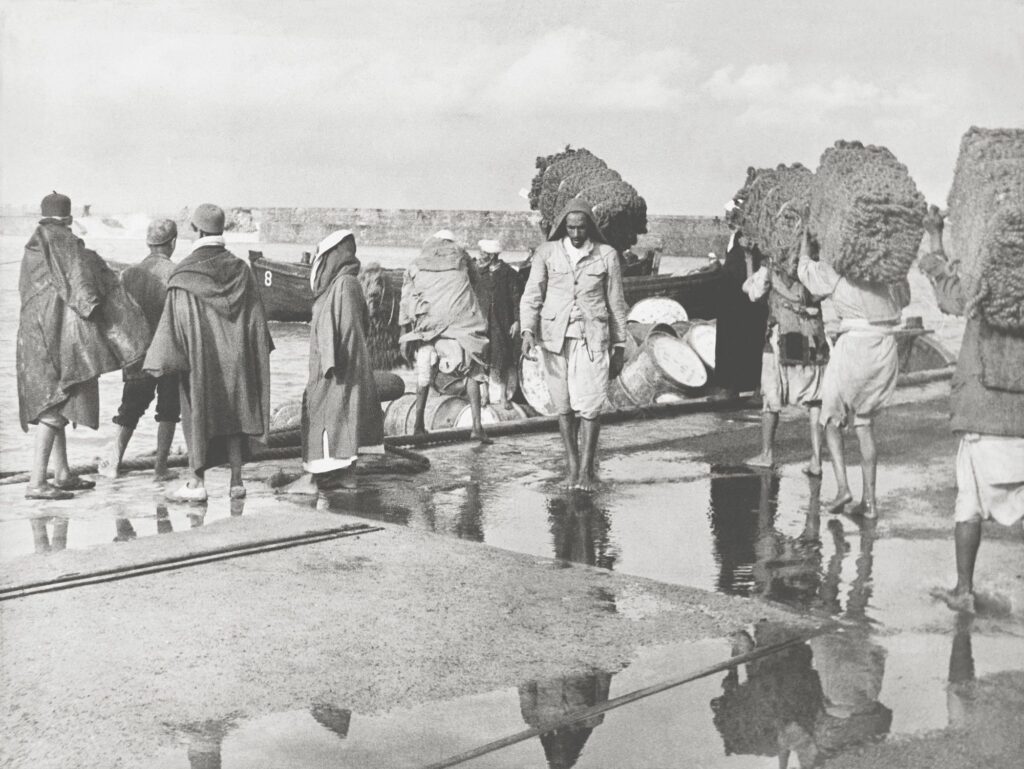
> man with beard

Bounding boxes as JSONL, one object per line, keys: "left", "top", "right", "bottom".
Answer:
{"left": 520, "top": 199, "right": 628, "bottom": 491}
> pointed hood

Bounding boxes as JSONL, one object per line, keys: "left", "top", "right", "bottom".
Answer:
{"left": 311, "top": 233, "right": 360, "bottom": 299}
{"left": 547, "top": 198, "right": 607, "bottom": 244}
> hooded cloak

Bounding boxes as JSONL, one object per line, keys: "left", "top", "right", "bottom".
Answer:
{"left": 301, "top": 235, "right": 384, "bottom": 472}
{"left": 143, "top": 245, "right": 273, "bottom": 472}
{"left": 398, "top": 237, "right": 489, "bottom": 364}
{"left": 17, "top": 220, "right": 150, "bottom": 430}
{"left": 715, "top": 229, "right": 768, "bottom": 392}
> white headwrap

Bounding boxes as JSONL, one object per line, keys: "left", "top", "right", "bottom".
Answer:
{"left": 432, "top": 229, "right": 456, "bottom": 242}
{"left": 309, "top": 229, "right": 355, "bottom": 291}
{"left": 478, "top": 239, "right": 502, "bottom": 255}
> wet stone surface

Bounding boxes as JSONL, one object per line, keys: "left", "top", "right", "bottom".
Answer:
{"left": 4, "top": 396, "right": 1023, "bottom": 768}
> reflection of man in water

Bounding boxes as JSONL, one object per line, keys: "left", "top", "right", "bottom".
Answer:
{"left": 519, "top": 670, "right": 613, "bottom": 769}
{"left": 711, "top": 621, "right": 823, "bottom": 763}
{"left": 30, "top": 517, "right": 68, "bottom": 553}
{"left": 547, "top": 494, "right": 616, "bottom": 569}
{"left": 708, "top": 469, "right": 778, "bottom": 596}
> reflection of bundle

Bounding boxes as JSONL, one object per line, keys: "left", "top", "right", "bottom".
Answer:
{"left": 809, "top": 140, "right": 926, "bottom": 283}
{"left": 733, "top": 163, "right": 813, "bottom": 276}
{"left": 359, "top": 262, "right": 404, "bottom": 369}
{"left": 530, "top": 147, "right": 648, "bottom": 252}
{"left": 947, "top": 127, "right": 1024, "bottom": 332}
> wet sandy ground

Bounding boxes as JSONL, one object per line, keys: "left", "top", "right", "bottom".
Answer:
{"left": 1, "top": 383, "right": 1022, "bottom": 768}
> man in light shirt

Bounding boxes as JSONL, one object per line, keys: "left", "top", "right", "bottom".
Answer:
{"left": 520, "top": 199, "right": 628, "bottom": 492}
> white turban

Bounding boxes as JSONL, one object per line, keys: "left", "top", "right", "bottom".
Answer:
{"left": 432, "top": 229, "right": 456, "bottom": 242}
{"left": 478, "top": 239, "right": 502, "bottom": 255}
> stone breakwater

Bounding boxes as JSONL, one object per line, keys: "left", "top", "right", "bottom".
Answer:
{"left": 1, "top": 206, "right": 731, "bottom": 258}
{"left": 258, "top": 207, "right": 731, "bottom": 258}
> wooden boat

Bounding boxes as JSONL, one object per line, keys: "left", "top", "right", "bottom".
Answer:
{"left": 247, "top": 251, "right": 728, "bottom": 323}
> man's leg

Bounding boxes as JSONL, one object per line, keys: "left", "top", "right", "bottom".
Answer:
{"left": 412, "top": 344, "right": 435, "bottom": 435}
{"left": 807, "top": 405, "right": 823, "bottom": 476}
{"left": 852, "top": 423, "right": 878, "bottom": 518}
{"left": 951, "top": 520, "right": 982, "bottom": 607}
{"left": 577, "top": 417, "right": 601, "bottom": 492}
{"left": 466, "top": 378, "right": 491, "bottom": 444}
{"left": 100, "top": 425, "right": 134, "bottom": 479}
{"left": 824, "top": 421, "right": 853, "bottom": 513}
{"left": 154, "top": 422, "right": 178, "bottom": 481}
{"left": 745, "top": 411, "right": 778, "bottom": 467}
{"left": 29, "top": 424, "right": 60, "bottom": 492}
{"left": 227, "top": 436, "right": 244, "bottom": 497}
{"left": 558, "top": 413, "right": 580, "bottom": 489}
{"left": 51, "top": 428, "right": 72, "bottom": 485}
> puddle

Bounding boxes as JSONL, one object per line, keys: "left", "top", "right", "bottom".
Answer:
{"left": 319, "top": 455, "right": 1019, "bottom": 630}
{"left": 146, "top": 619, "right": 1024, "bottom": 768}
{"left": 0, "top": 492, "right": 271, "bottom": 561}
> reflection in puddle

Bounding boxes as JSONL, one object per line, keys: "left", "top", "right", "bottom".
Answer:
{"left": 1, "top": 498, "right": 247, "bottom": 561}
{"left": 149, "top": 617, "right": 1022, "bottom": 769}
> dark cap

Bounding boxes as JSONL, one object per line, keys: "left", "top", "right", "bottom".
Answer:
{"left": 190, "top": 203, "right": 225, "bottom": 235}
{"left": 146, "top": 218, "right": 178, "bottom": 246}
{"left": 41, "top": 191, "right": 71, "bottom": 217}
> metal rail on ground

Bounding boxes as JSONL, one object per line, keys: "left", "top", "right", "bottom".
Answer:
{"left": 420, "top": 623, "right": 835, "bottom": 769}
{"left": 0, "top": 524, "right": 383, "bottom": 601}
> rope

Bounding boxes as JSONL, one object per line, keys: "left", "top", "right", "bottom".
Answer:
{"left": 420, "top": 623, "right": 835, "bottom": 769}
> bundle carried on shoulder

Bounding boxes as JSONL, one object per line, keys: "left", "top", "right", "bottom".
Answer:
{"left": 946, "top": 126, "right": 1024, "bottom": 333}
{"left": 732, "top": 163, "right": 813, "bottom": 276}
{"left": 529, "top": 146, "right": 647, "bottom": 252}
{"left": 808, "top": 140, "right": 926, "bottom": 284}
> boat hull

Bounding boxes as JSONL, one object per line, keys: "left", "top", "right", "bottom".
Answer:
{"left": 248, "top": 254, "right": 727, "bottom": 323}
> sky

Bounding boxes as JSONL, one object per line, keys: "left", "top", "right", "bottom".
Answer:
{"left": 1, "top": 0, "right": 1022, "bottom": 215}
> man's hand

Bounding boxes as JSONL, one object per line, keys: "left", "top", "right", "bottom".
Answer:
{"left": 509, "top": 321, "right": 520, "bottom": 339}
{"left": 923, "top": 204, "right": 944, "bottom": 237}
{"left": 521, "top": 331, "right": 537, "bottom": 360}
{"left": 609, "top": 347, "right": 625, "bottom": 380}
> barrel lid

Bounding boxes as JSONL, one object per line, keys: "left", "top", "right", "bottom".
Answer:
{"left": 646, "top": 333, "right": 708, "bottom": 388}
{"left": 627, "top": 297, "right": 688, "bottom": 325}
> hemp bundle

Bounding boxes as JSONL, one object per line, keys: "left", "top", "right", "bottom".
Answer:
{"left": 530, "top": 146, "right": 648, "bottom": 252}
{"left": 809, "top": 140, "right": 926, "bottom": 283}
{"left": 947, "top": 127, "right": 1024, "bottom": 332}
{"left": 732, "top": 163, "right": 813, "bottom": 276}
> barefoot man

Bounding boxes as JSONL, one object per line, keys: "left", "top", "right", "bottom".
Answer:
{"left": 399, "top": 230, "right": 490, "bottom": 442}
{"left": 99, "top": 218, "right": 181, "bottom": 481}
{"left": 520, "top": 199, "right": 627, "bottom": 491}
{"left": 797, "top": 229, "right": 909, "bottom": 517}
{"left": 144, "top": 204, "right": 273, "bottom": 502}
{"left": 919, "top": 207, "right": 1024, "bottom": 613}
{"left": 741, "top": 250, "right": 829, "bottom": 475}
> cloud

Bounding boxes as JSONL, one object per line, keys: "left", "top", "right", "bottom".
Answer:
{"left": 702, "top": 63, "right": 932, "bottom": 125}
{"left": 485, "top": 27, "right": 696, "bottom": 112}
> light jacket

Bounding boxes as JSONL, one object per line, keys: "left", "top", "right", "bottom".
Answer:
{"left": 519, "top": 201, "right": 629, "bottom": 354}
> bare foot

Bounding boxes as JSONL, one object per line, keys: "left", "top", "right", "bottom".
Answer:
{"left": 562, "top": 467, "right": 580, "bottom": 489}
{"left": 826, "top": 492, "right": 853, "bottom": 515}
{"left": 933, "top": 587, "right": 976, "bottom": 615}
{"left": 97, "top": 449, "right": 120, "bottom": 479}
{"left": 576, "top": 472, "right": 598, "bottom": 493}
{"left": 743, "top": 452, "right": 774, "bottom": 468}
{"left": 153, "top": 469, "right": 179, "bottom": 483}
{"left": 413, "top": 425, "right": 427, "bottom": 436}
{"left": 849, "top": 500, "right": 878, "bottom": 519}
{"left": 501, "top": 399, "right": 513, "bottom": 411}
{"left": 802, "top": 462, "right": 822, "bottom": 477}
{"left": 470, "top": 429, "right": 493, "bottom": 445}
{"left": 279, "top": 473, "right": 319, "bottom": 495}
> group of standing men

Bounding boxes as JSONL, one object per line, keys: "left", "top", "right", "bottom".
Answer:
{"left": 18, "top": 195, "right": 275, "bottom": 502}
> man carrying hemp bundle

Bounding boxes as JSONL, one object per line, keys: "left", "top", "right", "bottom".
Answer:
{"left": 920, "top": 205, "right": 1024, "bottom": 615}
{"left": 144, "top": 204, "right": 273, "bottom": 502}
{"left": 520, "top": 199, "right": 628, "bottom": 492}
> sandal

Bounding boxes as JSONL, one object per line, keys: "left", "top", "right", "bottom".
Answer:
{"left": 25, "top": 484, "right": 74, "bottom": 500}
{"left": 52, "top": 475, "right": 96, "bottom": 491}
